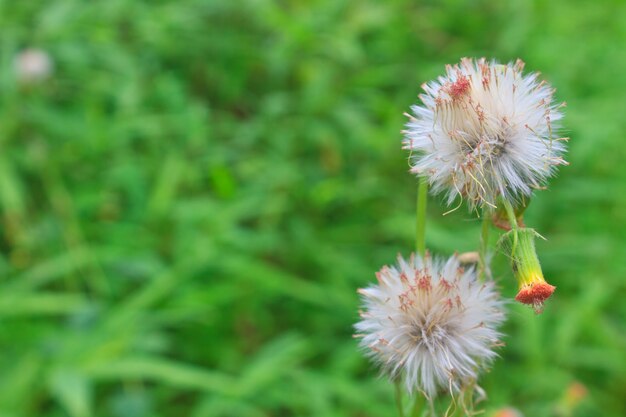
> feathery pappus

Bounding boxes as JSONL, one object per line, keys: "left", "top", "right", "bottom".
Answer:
{"left": 354, "top": 253, "right": 505, "bottom": 397}
{"left": 403, "top": 58, "right": 567, "bottom": 210}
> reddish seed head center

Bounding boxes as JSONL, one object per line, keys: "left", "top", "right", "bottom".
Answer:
{"left": 416, "top": 276, "right": 432, "bottom": 291}
{"left": 448, "top": 76, "right": 471, "bottom": 99}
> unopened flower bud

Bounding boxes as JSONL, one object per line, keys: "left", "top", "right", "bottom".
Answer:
{"left": 565, "top": 381, "right": 588, "bottom": 404}
{"left": 458, "top": 251, "right": 480, "bottom": 264}
{"left": 499, "top": 228, "right": 555, "bottom": 312}
{"left": 491, "top": 408, "right": 523, "bottom": 417}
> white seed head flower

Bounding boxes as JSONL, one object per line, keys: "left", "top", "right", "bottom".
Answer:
{"left": 403, "top": 58, "right": 567, "bottom": 209}
{"left": 355, "top": 253, "right": 504, "bottom": 397}
{"left": 14, "top": 48, "right": 53, "bottom": 84}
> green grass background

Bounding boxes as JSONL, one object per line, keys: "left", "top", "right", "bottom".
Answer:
{"left": 0, "top": 0, "right": 625, "bottom": 416}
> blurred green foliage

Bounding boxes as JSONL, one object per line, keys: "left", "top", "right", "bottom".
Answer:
{"left": 0, "top": 0, "right": 625, "bottom": 416}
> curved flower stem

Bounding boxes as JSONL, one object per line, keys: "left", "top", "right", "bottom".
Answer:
{"left": 501, "top": 199, "right": 519, "bottom": 254}
{"left": 502, "top": 199, "right": 519, "bottom": 231}
{"left": 478, "top": 213, "right": 490, "bottom": 281}
{"left": 416, "top": 177, "right": 428, "bottom": 257}
{"left": 394, "top": 380, "right": 405, "bottom": 417}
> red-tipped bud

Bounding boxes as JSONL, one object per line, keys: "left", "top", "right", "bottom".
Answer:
{"left": 515, "top": 281, "right": 556, "bottom": 305}
{"left": 558, "top": 381, "right": 588, "bottom": 412}
{"left": 499, "top": 228, "right": 556, "bottom": 313}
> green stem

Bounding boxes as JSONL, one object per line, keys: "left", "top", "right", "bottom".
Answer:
{"left": 411, "top": 394, "right": 425, "bottom": 417}
{"left": 478, "top": 214, "right": 490, "bottom": 281}
{"left": 416, "top": 177, "right": 428, "bottom": 257}
{"left": 501, "top": 199, "right": 518, "bottom": 231}
{"left": 394, "top": 380, "right": 405, "bottom": 417}
{"left": 501, "top": 199, "right": 519, "bottom": 255}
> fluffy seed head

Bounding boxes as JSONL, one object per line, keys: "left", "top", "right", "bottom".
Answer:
{"left": 355, "top": 253, "right": 505, "bottom": 397}
{"left": 403, "top": 58, "right": 567, "bottom": 209}
{"left": 14, "top": 48, "right": 53, "bottom": 83}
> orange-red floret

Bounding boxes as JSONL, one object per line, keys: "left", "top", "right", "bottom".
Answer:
{"left": 514, "top": 282, "right": 556, "bottom": 305}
